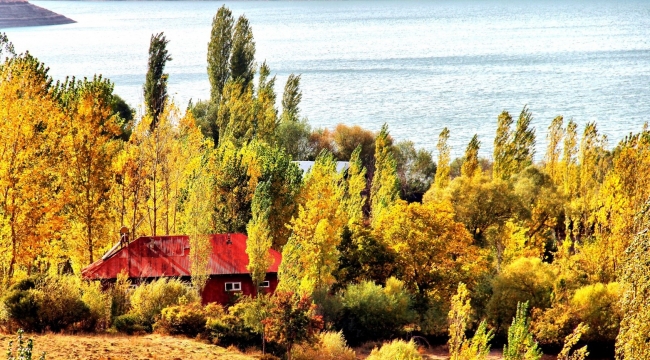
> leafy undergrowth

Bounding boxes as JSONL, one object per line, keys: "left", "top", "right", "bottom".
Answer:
{"left": 0, "top": 333, "right": 255, "bottom": 360}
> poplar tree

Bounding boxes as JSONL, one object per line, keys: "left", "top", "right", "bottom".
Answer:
{"left": 512, "top": 106, "right": 536, "bottom": 172}
{"left": 254, "top": 62, "right": 278, "bottom": 144}
{"left": 461, "top": 134, "right": 481, "bottom": 178}
{"left": 562, "top": 120, "right": 578, "bottom": 197}
{"left": 545, "top": 116, "right": 564, "bottom": 184}
{"left": 61, "top": 76, "right": 122, "bottom": 264}
{"left": 370, "top": 124, "right": 400, "bottom": 225}
{"left": 434, "top": 127, "right": 451, "bottom": 189}
{"left": 207, "top": 5, "right": 234, "bottom": 103}
{"left": 281, "top": 74, "right": 302, "bottom": 123}
{"left": 493, "top": 111, "right": 513, "bottom": 180}
{"left": 246, "top": 181, "right": 273, "bottom": 293}
{"left": 143, "top": 32, "right": 172, "bottom": 130}
{"left": 278, "top": 151, "right": 346, "bottom": 295}
{"left": 230, "top": 16, "right": 256, "bottom": 88}
{"left": 344, "top": 146, "right": 367, "bottom": 225}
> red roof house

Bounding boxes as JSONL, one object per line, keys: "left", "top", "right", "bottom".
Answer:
{"left": 82, "top": 233, "right": 281, "bottom": 304}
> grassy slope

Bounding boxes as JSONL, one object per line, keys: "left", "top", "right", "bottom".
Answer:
{"left": 0, "top": 333, "right": 255, "bottom": 360}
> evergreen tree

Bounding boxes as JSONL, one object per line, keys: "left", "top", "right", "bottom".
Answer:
{"left": 230, "top": 16, "right": 256, "bottom": 88}
{"left": 143, "top": 32, "right": 172, "bottom": 130}
{"left": 281, "top": 74, "right": 302, "bottom": 123}
{"left": 461, "top": 134, "right": 481, "bottom": 178}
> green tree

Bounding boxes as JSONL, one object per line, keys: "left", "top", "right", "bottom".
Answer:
{"left": 281, "top": 73, "right": 302, "bottom": 123}
{"left": 503, "top": 302, "right": 542, "bottom": 360}
{"left": 143, "top": 32, "right": 172, "bottom": 130}
{"left": 207, "top": 5, "right": 234, "bottom": 103}
{"left": 511, "top": 106, "right": 536, "bottom": 173}
{"left": 493, "top": 111, "right": 514, "bottom": 180}
{"left": 370, "top": 124, "right": 399, "bottom": 225}
{"left": 394, "top": 140, "right": 436, "bottom": 202}
{"left": 230, "top": 16, "right": 256, "bottom": 88}
{"left": 461, "top": 134, "right": 481, "bottom": 178}
{"left": 0, "top": 32, "right": 15, "bottom": 59}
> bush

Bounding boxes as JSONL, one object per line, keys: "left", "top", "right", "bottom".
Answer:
{"left": 292, "top": 331, "right": 356, "bottom": 360}
{"left": 338, "top": 278, "right": 414, "bottom": 345}
{"left": 36, "top": 275, "right": 89, "bottom": 332}
{"left": 80, "top": 281, "right": 111, "bottom": 331}
{"left": 206, "top": 300, "right": 258, "bottom": 348}
{"left": 366, "top": 340, "right": 422, "bottom": 360}
{"left": 487, "top": 257, "right": 554, "bottom": 333}
{"left": 155, "top": 302, "right": 208, "bottom": 337}
{"left": 129, "top": 278, "right": 199, "bottom": 329}
{"left": 113, "top": 313, "right": 145, "bottom": 334}
{"left": 570, "top": 282, "right": 621, "bottom": 342}
{"left": 110, "top": 271, "right": 131, "bottom": 318}
{"left": 3, "top": 284, "right": 40, "bottom": 331}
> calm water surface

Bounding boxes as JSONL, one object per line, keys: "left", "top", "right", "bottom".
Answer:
{"left": 5, "top": 0, "right": 650, "bottom": 156}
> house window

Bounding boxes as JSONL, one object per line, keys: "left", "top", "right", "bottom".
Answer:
{"left": 260, "top": 281, "right": 270, "bottom": 288}
{"left": 225, "top": 282, "right": 242, "bottom": 292}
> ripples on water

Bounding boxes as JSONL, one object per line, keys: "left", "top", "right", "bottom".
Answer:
{"left": 5, "top": 0, "right": 650, "bottom": 156}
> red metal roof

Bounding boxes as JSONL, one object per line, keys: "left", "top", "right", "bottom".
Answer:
{"left": 81, "top": 233, "right": 281, "bottom": 280}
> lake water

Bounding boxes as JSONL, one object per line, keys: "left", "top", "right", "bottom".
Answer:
{"left": 4, "top": 0, "right": 650, "bottom": 157}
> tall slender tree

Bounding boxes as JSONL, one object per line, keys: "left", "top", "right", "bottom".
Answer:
{"left": 545, "top": 116, "right": 564, "bottom": 184}
{"left": 207, "top": 6, "right": 234, "bottom": 103}
{"left": 434, "top": 127, "right": 451, "bottom": 189}
{"left": 246, "top": 181, "right": 273, "bottom": 293}
{"left": 143, "top": 32, "right": 172, "bottom": 130}
{"left": 281, "top": 74, "right": 302, "bottom": 123}
{"left": 370, "top": 124, "right": 400, "bottom": 225}
{"left": 512, "top": 106, "right": 536, "bottom": 172}
{"left": 493, "top": 111, "right": 513, "bottom": 180}
{"left": 461, "top": 134, "right": 481, "bottom": 178}
{"left": 230, "top": 16, "right": 256, "bottom": 88}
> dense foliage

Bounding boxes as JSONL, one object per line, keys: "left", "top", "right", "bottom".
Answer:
{"left": 0, "top": 6, "right": 648, "bottom": 357}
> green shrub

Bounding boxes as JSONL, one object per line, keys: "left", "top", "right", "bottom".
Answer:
{"left": 503, "top": 302, "right": 542, "bottom": 360}
{"left": 110, "top": 271, "right": 131, "bottom": 318}
{"left": 80, "top": 280, "right": 111, "bottom": 331}
{"left": 207, "top": 312, "right": 258, "bottom": 348}
{"left": 6, "top": 329, "right": 45, "bottom": 360}
{"left": 113, "top": 313, "right": 145, "bottom": 334}
{"left": 366, "top": 340, "right": 422, "bottom": 360}
{"left": 36, "top": 275, "right": 89, "bottom": 332}
{"left": 292, "top": 331, "right": 356, "bottom": 360}
{"left": 3, "top": 286, "right": 40, "bottom": 331}
{"left": 129, "top": 278, "right": 199, "bottom": 329}
{"left": 338, "top": 278, "right": 414, "bottom": 345}
{"left": 155, "top": 302, "right": 208, "bottom": 337}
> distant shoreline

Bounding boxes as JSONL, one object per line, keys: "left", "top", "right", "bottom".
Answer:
{"left": 0, "top": 0, "right": 75, "bottom": 28}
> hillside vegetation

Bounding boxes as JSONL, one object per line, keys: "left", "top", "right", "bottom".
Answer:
{"left": 0, "top": 4, "right": 649, "bottom": 359}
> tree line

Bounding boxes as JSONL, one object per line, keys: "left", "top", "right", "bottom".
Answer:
{"left": 2, "top": 5, "right": 650, "bottom": 358}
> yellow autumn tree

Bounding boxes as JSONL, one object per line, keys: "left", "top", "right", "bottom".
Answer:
{"left": 0, "top": 54, "right": 68, "bottom": 283}
{"left": 373, "top": 199, "right": 485, "bottom": 304}
{"left": 278, "top": 151, "right": 346, "bottom": 295}
{"left": 60, "top": 76, "right": 122, "bottom": 266}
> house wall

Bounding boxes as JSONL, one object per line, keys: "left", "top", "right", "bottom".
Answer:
{"left": 201, "top": 273, "right": 279, "bottom": 305}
